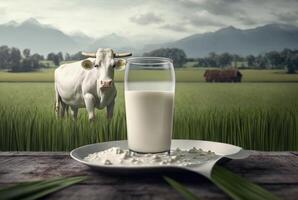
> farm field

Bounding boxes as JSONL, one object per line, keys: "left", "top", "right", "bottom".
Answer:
{"left": 1, "top": 68, "right": 298, "bottom": 82}
{"left": 0, "top": 82, "right": 297, "bottom": 151}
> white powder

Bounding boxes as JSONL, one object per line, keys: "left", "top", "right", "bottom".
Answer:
{"left": 84, "top": 147, "right": 218, "bottom": 167}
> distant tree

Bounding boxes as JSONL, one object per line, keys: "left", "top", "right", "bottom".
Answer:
{"left": 65, "top": 53, "right": 71, "bottom": 61}
{"left": 69, "top": 51, "right": 85, "bottom": 60}
{"left": 32, "top": 53, "right": 44, "bottom": 61}
{"left": 196, "top": 52, "right": 234, "bottom": 68}
{"left": 281, "top": 49, "right": 298, "bottom": 74}
{"left": 10, "top": 47, "right": 22, "bottom": 72}
{"left": 233, "top": 54, "right": 244, "bottom": 62}
{"left": 30, "top": 53, "right": 44, "bottom": 69}
{"left": 286, "top": 54, "right": 298, "bottom": 74}
{"left": 207, "top": 58, "right": 218, "bottom": 67}
{"left": 208, "top": 52, "right": 219, "bottom": 67}
{"left": 47, "top": 53, "right": 60, "bottom": 66}
{"left": 265, "top": 51, "right": 284, "bottom": 69}
{"left": 23, "top": 49, "right": 31, "bottom": 59}
{"left": 21, "top": 49, "right": 32, "bottom": 71}
{"left": 196, "top": 58, "right": 209, "bottom": 67}
{"left": 255, "top": 55, "right": 268, "bottom": 69}
{"left": 21, "top": 58, "right": 31, "bottom": 71}
{"left": 143, "top": 48, "right": 187, "bottom": 67}
{"left": 195, "top": 53, "right": 219, "bottom": 68}
{"left": 246, "top": 55, "right": 256, "bottom": 67}
{"left": 21, "top": 53, "right": 44, "bottom": 71}
{"left": 57, "top": 52, "right": 64, "bottom": 62}
{"left": 218, "top": 53, "right": 233, "bottom": 68}
{"left": 232, "top": 54, "right": 241, "bottom": 67}
{"left": 186, "top": 58, "right": 196, "bottom": 62}
{"left": 0, "top": 45, "right": 10, "bottom": 69}
{"left": 0, "top": 46, "right": 44, "bottom": 72}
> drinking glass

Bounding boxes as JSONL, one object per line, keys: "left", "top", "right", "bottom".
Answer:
{"left": 124, "top": 57, "right": 175, "bottom": 153}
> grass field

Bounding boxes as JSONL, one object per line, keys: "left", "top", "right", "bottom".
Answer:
{"left": 0, "top": 82, "right": 297, "bottom": 151}
{"left": 1, "top": 68, "right": 298, "bottom": 82}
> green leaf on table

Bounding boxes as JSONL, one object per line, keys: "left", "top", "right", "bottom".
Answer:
{"left": 163, "top": 176, "right": 200, "bottom": 200}
{"left": 211, "top": 165, "right": 280, "bottom": 200}
{"left": 164, "top": 165, "right": 280, "bottom": 200}
{"left": 0, "top": 176, "right": 87, "bottom": 200}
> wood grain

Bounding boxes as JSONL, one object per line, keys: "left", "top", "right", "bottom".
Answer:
{"left": 0, "top": 151, "right": 297, "bottom": 200}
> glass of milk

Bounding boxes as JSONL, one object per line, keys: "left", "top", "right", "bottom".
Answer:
{"left": 124, "top": 57, "right": 175, "bottom": 153}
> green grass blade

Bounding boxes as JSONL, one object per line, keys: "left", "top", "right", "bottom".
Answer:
{"left": 22, "top": 176, "right": 87, "bottom": 200}
{"left": 211, "top": 166, "right": 280, "bottom": 200}
{"left": 0, "top": 181, "right": 44, "bottom": 197}
{"left": 163, "top": 176, "right": 200, "bottom": 200}
{"left": 0, "top": 176, "right": 87, "bottom": 200}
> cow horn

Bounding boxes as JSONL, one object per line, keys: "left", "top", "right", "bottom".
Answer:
{"left": 82, "top": 52, "right": 96, "bottom": 57}
{"left": 114, "top": 52, "right": 132, "bottom": 58}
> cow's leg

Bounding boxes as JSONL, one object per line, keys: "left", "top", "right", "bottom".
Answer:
{"left": 59, "top": 102, "right": 67, "bottom": 118}
{"left": 65, "top": 105, "right": 69, "bottom": 117}
{"left": 84, "top": 93, "right": 95, "bottom": 121}
{"left": 70, "top": 106, "right": 78, "bottom": 120}
{"left": 106, "top": 99, "right": 115, "bottom": 120}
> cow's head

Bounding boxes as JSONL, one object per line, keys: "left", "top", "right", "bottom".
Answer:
{"left": 81, "top": 48, "right": 131, "bottom": 89}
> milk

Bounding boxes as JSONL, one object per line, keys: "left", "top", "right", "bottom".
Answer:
{"left": 125, "top": 87, "right": 174, "bottom": 153}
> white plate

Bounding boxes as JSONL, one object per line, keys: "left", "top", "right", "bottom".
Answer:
{"left": 70, "top": 139, "right": 249, "bottom": 178}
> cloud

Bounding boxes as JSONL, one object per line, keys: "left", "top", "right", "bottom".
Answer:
{"left": 0, "top": 7, "right": 7, "bottom": 15}
{"left": 130, "top": 12, "right": 164, "bottom": 25}
{"left": 171, "top": 0, "right": 250, "bottom": 30}
{"left": 176, "top": 0, "right": 243, "bottom": 15}
{"left": 160, "top": 24, "right": 189, "bottom": 32}
{"left": 186, "top": 10, "right": 225, "bottom": 27}
{"left": 236, "top": 16, "right": 256, "bottom": 25}
{"left": 274, "top": 11, "right": 298, "bottom": 24}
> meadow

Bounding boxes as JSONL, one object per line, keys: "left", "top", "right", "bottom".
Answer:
{"left": 1, "top": 68, "right": 298, "bottom": 82}
{"left": 0, "top": 77, "right": 297, "bottom": 151}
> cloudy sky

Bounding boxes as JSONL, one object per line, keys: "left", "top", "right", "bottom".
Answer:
{"left": 0, "top": 0, "right": 297, "bottom": 41}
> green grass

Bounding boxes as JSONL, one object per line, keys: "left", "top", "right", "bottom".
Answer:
{"left": 0, "top": 82, "right": 297, "bottom": 151}
{"left": 164, "top": 165, "right": 281, "bottom": 200}
{"left": 1, "top": 68, "right": 298, "bottom": 82}
{"left": 211, "top": 166, "right": 280, "bottom": 200}
{"left": 0, "top": 69, "right": 55, "bottom": 82}
{"left": 0, "top": 176, "right": 87, "bottom": 200}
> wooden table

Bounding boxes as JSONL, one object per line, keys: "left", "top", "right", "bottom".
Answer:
{"left": 0, "top": 151, "right": 297, "bottom": 200}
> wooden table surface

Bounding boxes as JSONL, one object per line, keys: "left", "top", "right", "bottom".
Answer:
{"left": 0, "top": 151, "right": 297, "bottom": 200}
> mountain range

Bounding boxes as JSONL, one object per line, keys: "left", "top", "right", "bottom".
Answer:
{"left": 0, "top": 18, "right": 78, "bottom": 55}
{"left": 154, "top": 23, "right": 298, "bottom": 57}
{"left": 0, "top": 18, "right": 298, "bottom": 57}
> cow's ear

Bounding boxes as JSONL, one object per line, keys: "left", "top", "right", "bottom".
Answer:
{"left": 114, "top": 59, "right": 126, "bottom": 71}
{"left": 81, "top": 59, "right": 93, "bottom": 70}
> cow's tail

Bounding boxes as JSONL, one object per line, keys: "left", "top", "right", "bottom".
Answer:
{"left": 54, "top": 83, "right": 61, "bottom": 117}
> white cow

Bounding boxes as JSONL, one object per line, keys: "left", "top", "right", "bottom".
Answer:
{"left": 54, "top": 48, "right": 131, "bottom": 121}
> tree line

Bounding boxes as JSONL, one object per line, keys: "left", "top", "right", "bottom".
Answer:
{"left": 0, "top": 45, "right": 87, "bottom": 72}
{"left": 142, "top": 48, "right": 298, "bottom": 73}
{"left": 143, "top": 48, "right": 187, "bottom": 67}
{"left": 46, "top": 51, "right": 85, "bottom": 66}
{"left": 46, "top": 51, "right": 87, "bottom": 66}
{"left": 194, "top": 49, "right": 298, "bottom": 73}
{"left": 0, "top": 46, "right": 45, "bottom": 72}
{"left": 0, "top": 45, "right": 297, "bottom": 73}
